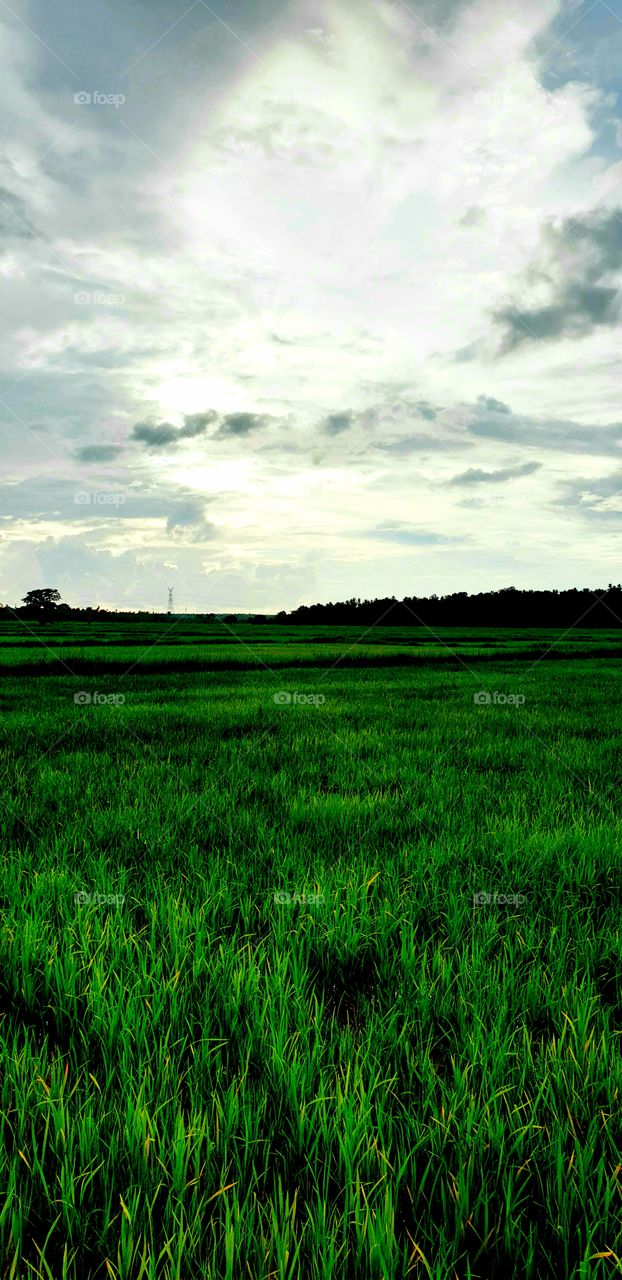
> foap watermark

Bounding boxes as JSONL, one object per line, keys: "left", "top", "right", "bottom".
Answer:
{"left": 274, "top": 691, "right": 326, "bottom": 707}
{"left": 473, "top": 891, "right": 526, "bottom": 907}
{"left": 73, "top": 91, "right": 125, "bottom": 108}
{"left": 74, "top": 691, "right": 125, "bottom": 707}
{"left": 474, "top": 691, "right": 525, "bottom": 706}
{"left": 274, "top": 891, "right": 325, "bottom": 905}
{"left": 491, "top": 292, "right": 522, "bottom": 314}
{"left": 74, "top": 490, "right": 125, "bottom": 507}
{"left": 74, "top": 891, "right": 125, "bottom": 906}
{"left": 74, "top": 291, "right": 125, "bottom": 307}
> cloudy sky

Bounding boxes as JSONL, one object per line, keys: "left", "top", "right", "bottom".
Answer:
{"left": 1, "top": 0, "right": 622, "bottom": 611}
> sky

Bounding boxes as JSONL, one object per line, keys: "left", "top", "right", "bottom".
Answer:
{"left": 1, "top": 0, "right": 622, "bottom": 612}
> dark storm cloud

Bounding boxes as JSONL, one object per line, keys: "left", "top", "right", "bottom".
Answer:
{"left": 323, "top": 411, "right": 355, "bottom": 436}
{"left": 494, "top": 288, "right": 619, "bottom": 349}
{"left": 74, "top": 444, "right": 125, "bottom": 462}
{"left": 555, "top": 207, "right": 622, "bottom": 269}
{"left": 216, "top": 412, "right": 272, "bottom": 437}
{"left": 132, "top": 411, "right": 218, "bottom": 450}
{"left": 492, "top": 209, "right": 622, "bottom": 351}
{"left": 447, "top": 461, "right": 541, "bottom": 486}
{"left": 131, "top": 410, "right": 272, "bottom": 450}
{"left": 132, "top": 422, "right": 180, "bottom": 449}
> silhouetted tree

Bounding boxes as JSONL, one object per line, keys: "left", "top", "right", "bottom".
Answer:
{"left": 22, "top": 588, "right": 61, "bottom": 611}
{"left": 21, "top": 588, "right": 63, "bottom": 622}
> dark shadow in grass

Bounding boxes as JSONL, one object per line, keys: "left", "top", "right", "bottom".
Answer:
{"left": 308, "top": 946, "right": 380, "bottom": 1032}
{"left": 128, "top": 899, "right": 153, "bottom": 933}
{"left": 0, "top": 983, "right": 105, "bottom": 1074}
{"left": 0, "top": 987, "right": 69, "bottom": 1057}
{"left": 424, "top": 1010, "right": 461, "bottom": 1082}
{"left": 573, "top": 874, "right": 622, "bottom": 911}
{"left": 206, "top": 901, "right": 271, "bottom": 945}
{"left": 455, "top": 1232, "right": 531, "bottom": 1280}
{"left": 595, "top": 955, "right": 622, "bottom": 1030}
{"left": 523, "top": 1006, "right": 558, "bottom": 1051}
{"left": 12, "top": 1145, "right": 109, "bottom": 1280}
{"left": 510, "top": 1195, "right": 600, "bottom": 1280}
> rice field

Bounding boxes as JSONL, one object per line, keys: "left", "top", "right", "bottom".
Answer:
{"left": 0, "top": 620, "right": 621, "bottom": 1279}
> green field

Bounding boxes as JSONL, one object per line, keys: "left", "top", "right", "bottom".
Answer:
{"left": 1, "top": 621, "right": 621, "bottom": 1279}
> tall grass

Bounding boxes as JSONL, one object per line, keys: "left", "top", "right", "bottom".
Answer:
{"left": 0, "top": 631, "right": 621, "bottom": 1277}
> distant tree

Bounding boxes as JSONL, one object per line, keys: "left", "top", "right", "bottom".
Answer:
{"left": 22, "top": 588, "right": 61, "bottom": 609}
{"left": 21, "top": 588, "right": 63, "bottom": 621}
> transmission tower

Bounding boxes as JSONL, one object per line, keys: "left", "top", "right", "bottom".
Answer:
{"left": 167, "top": 587, "right": 174, "bottom": 614}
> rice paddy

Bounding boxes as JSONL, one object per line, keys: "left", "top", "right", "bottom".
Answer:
{"left": 0, "top": 620, "right": 621, "bottom": 1278}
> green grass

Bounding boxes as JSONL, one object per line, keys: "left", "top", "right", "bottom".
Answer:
{"left": 0, "top": 624, "right": 621, "bottom": 1278}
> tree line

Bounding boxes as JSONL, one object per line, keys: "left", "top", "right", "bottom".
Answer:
{"left": 271, "top": 585, "right": 622, "bottom": 628}
{"left": 2, "top": 584, "right": 622, "bottom": 627}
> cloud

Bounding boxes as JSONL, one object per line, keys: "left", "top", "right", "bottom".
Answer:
{"left": 323, "top": 410, "right": 355, "bottom": 436}
{"left": 132, "top": 411, "right": 272, "bottom": 449}
{"left": 477, "top": 395, "right": 511, "bottom": 414}
{"left": 215, "top": 412, "right": 272, "bottom": 438}
{"left": 447, "top": 461, "right": 541, "bottom": 486}
{"left": 492, "top": 209, "right": 622, "bottom": 351}
{"left": 364, "top": 393, "right": 622, "bottom": 460}
{"left": 0, "top": 185, "right": 36, "bottom": 239}
{"left": 467, "top": 408, "right": 622, "bottom": 457}
{"left": 183, "top": 411, "right": 220, "bottom": 434}
{"left": 166, "top": 498, "right": 217, "bottom": 542}
{"left": 458, "top": 205, "right": 486, "bottom": 228}
{"left": 494, "top": 288, "right": 619, "bottom": 349}
{"left": 414, "top": 400, "right": 439, "bottom": 421}
{"left": 74, "top": 444, "right": 125, "bottom": 462}
{"left": 132, "top": 421, "right": 185, "bottom": 449}
{"left": 373, "top": 432, "right": 461, "bottom": 456}
{"left": 555, "top": 469, "right": 622, "bottom": 519}
{"left": 132, "top": 411, "right": 218, "bottom": 450}
{"left": 320, "top": 399, "right": 439, "bottom": 444}
{"left": 0, "top": 476, "right": 218, "bottom": 531}
{"left": 316, "top": 391, "right": 622, "bottom": 464}
{"left": 367, "top": 521, "right": 464, "bottom": 545}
